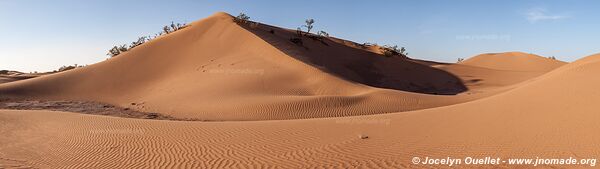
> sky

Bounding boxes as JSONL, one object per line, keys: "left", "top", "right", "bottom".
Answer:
{"left": 2, "top": 0, "right": 600, "bottom": 72}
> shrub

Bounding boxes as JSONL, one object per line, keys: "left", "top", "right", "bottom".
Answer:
{"left": 58, "top": 64, "right": 84, "bottom": 72}
{"left": 317, "top": 31, "right": 329, "bottom": 37}
{"left": 58, "top": 65, "right": 76, "bottom": 72}
{"left": 380, "top": 45, "right": 407, "bottom": 57}
{"left": 130, "top": 36, "right": 148, "bottom": 49}
{"left": 118, "top": 44, "right": 128, "bottom": 53}
{"left": 107, "top": 21, "right": 187, "bottom": 57}
{"left": 233, "top": 13, "right": 250, "bottom": 24}
{"left": 290, "top": 20, "right": 330, "bottom": 46}
{"left": 303, "top": 19, "right": 314, "bottom": 35}
{"left": 163, "top": 26, "right": 172, "bottom": 34}
{"left": 457, "top": 58, "right": 465, "bottom": 63}
{"left": 108, "top": 46, "right": 121, "bottom": 57}
{"left": 170, "top": 22, "right": 177, "bottom": 31}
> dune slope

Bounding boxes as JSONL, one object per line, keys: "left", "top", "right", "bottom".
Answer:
{"left": 1, "top": 53, "right": 599, "bottom": 168}
{"left": 0, "top": 12, "right": 516, "bottom": 121}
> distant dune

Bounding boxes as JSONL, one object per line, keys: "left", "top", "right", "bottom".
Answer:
{"left": 460, "top": 51, "right": 566, "bottom": 71}
{"left": 0, "top": 70, "right": 45, "bottom": 84}
{"left": 1, "top": 12, "right": 597, "bottom": 168}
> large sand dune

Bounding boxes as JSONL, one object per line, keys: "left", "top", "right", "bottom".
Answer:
{"left": 1, "top": 12, "right": 596, "bottom": 168}
{"left": 0, "top": 13, "right": 555, "bottom": 121}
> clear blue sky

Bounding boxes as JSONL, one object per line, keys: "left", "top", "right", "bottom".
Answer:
{"left": 2, "top": 0, "right": 599, "bottom": 72}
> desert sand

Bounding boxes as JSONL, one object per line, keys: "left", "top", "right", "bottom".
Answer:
{"left": 1, "top": 12, "right": 597, "bottom": 168}
{"left": 0, "top": 71, "right": 46, "bottom": 84}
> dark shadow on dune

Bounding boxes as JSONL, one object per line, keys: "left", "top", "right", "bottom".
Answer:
{"left": 239, "top": 22, "right": 468, "bottom": 95}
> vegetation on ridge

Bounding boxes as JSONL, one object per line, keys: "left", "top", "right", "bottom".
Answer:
{"left": 107, "top": 21, "right": 189, "bottom": 57}
{"left": 380, "top": 45, "right": 408, "bottom": 57}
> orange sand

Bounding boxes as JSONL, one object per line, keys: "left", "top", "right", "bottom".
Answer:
{"left": 1, "top": 12, "right": 596, "bottom": 168}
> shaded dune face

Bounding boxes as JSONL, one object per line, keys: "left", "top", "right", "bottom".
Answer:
{"left": 242, "top": 22, "right": 468, "bottom": 95}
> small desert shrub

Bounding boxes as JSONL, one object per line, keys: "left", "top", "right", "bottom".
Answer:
{"left": 269, "top": 29, "right": 275, "bottom": 34}
{"left": 107, "top": 21, "right": 188, "bottom": 57}
{"left": 303, "top": 19, "right": 314, "bottom": 35}
{"left": 0, "top": 70, "right": 8, "bottom": 74}
{"left": 170, "top": 22, "right": 177, "bottom": 31}
{"left": 548, "top": 56, "right": 556, "bottom": 60}
{"left": 108, "top": 46, "right": 121, "bottom": 57}
{"left": 380, "top": 45, "right": 407, "bottom": 57}
{"left": 118, "top": 44, "right": 128, "bottom": 53}
{"left": 58, "top": 65, "right": 76, "bottom": 72}
{"left": 233, "top": 13, "right": 250, "bottom": 24}
{"left": 457, "top": 58, "right": 465, "bottom": 63}
{"left": 162, "top": 22, "right": 187, "bottom": 35}
{"left": 317, "top": 31, "right": 329, "bottom": 37}
{"left": 363, "top": 42, "right": 375, "bottom": 46}
{"left": 290, "top": 19, "right": 331, "bottom": 46}
{"left": 163, "top": 26, "right": 172, "bottom": 34}
{"left": 58, "top": 64, "right": 84, "bottom": 72}
{"left": 129, "top": 36, "right": 148, "bottom": 49}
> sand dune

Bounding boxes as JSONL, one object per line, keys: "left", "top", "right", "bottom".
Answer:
{"left": 0, "top": 12, "right": 552, "bottom": 121}
{"left": 0, "top": 53, "right": 598, "bottom": 168}
{"left": 0, "top": 70, "right": 44, "bottom": 84}
{"left": 460, "top": 52, "right": 566, "bottom": 71}
{"left": 1, "top": 12, "right": 597, "bottom": 168}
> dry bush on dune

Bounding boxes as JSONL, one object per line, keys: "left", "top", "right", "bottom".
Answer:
{"left": 107, "top": 22, "right": 188, "bottom": 57}
{"left": 118, "top": 44, "right": 128, "bottom": 53}
{"left": 380, "top": 45, "right": 408, "bottom": 58}
{"left": 233, "top": 13, "right": 260, "bottom": 29}
{"left": 317, "top": 31, "right": 329, "bottom": 37}
{"left": 129, "top": 36, "right": 148, "bottom": 49}
{"left": 107, "top": 46, "right": 121, "bottom": 57}
{"left": 56, "top": 64, "right": 84, "bottom": 72}
{"left": 233, "top": 13, "right": 250, "bottom": 24}
{"left": 303, "top": 19, "right": 314, "bottom": 35}
{"left": 289, "top": 18, "right": 331, "bottom": 46}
